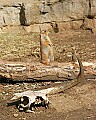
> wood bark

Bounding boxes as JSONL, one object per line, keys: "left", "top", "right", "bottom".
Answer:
{"left": 0, "top": 61, "right": 76, "bottom": 81}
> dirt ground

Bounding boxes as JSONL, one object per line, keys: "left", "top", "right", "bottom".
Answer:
{"left": 0, "top": 26, "right": 96, "bottom": 120}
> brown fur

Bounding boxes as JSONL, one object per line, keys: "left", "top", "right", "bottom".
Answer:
{"left": 40, "top": 29, "right": 54, "bottom": 65}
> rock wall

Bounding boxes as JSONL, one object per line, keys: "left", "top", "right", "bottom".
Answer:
{"left": 0, "top": 0, "right": 96, "bottom": 31}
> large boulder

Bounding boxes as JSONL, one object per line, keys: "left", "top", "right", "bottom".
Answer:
{"left": 21, "top": 3, "right": 39, "bottom": 25}
{"left": 0, "top": 4, "right": 20, "bottom": 26}
{"left": 0, "top": 0, "right": 96, "bottom": 29}
{"left": 3, "top": 7, "right": 20, "bottom": 25}
{"left": 90, "top": 0, "right": 96, "bottom": 17}
{"left": 38, "top": 0, "right": 89, "bottom": 23}
{"left": 51, "top": 0, "right": 89, "bottom": 21}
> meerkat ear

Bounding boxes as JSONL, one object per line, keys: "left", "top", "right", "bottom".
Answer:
{"left": 47, "top": 31, "right": 50, "bottom": 34}
{"left": 45, "top": 30, "right": 49, "bottom": 34}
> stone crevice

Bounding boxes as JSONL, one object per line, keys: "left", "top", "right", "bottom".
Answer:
{"left": 0, "top": 0, "right": 96, "bottom": 31}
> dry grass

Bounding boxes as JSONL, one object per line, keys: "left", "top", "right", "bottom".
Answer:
{"left": 0, "top": 29, "right": 40, "bottom": 61}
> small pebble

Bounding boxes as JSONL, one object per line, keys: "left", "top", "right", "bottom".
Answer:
{"left": 13, "top": 113, "right": 18, "bottom": 117}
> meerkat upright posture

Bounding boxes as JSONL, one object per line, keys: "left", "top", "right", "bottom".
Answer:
{"left": 40, "top": 29, "right": 54, "bottom": 65}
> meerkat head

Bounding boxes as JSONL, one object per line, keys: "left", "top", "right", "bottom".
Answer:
{"left": 41, "top": 30, "right": 49, "bottom": 35}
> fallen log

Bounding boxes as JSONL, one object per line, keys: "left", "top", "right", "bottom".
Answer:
{"left": 0, "top": 61, "right": 76, "bottom": 81}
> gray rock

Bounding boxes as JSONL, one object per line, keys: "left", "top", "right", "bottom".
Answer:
{"left": 0, "top": 10, "right": 5, "bottom": 26}
{"left": 63, "top": 0, "right": 89, "bottom": 21}
{"left": 3, "top": 7, "right": 20, "bottom": 25}
{"left": 39, "top": 0, "right": 89, "bottom": 22}
{"left": 90, "top": 0, "right": 96, "bottom": 17}
{"left": 0, "top": 0, "right": 96, "bottom": 29}
{"left": 20, "top": 3, "right": 40, "bottom": 25}
{"left": 0, "top": 6, "right": 20, "bottom": 26}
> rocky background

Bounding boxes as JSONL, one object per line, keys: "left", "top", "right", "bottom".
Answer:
{"left": 0, "top": 0, "right": 96, "bottom": 32}
{"left": 0, "top": 1, "right": 96, "bottom": 120}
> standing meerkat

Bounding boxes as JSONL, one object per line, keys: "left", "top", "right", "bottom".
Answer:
{"left": 40, "top": 29, "right": 54, "bottom": 65}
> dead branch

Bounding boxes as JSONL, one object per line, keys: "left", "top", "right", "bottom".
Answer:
{"left": 0, "top": 62, "right": 76, "bottom": 81}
